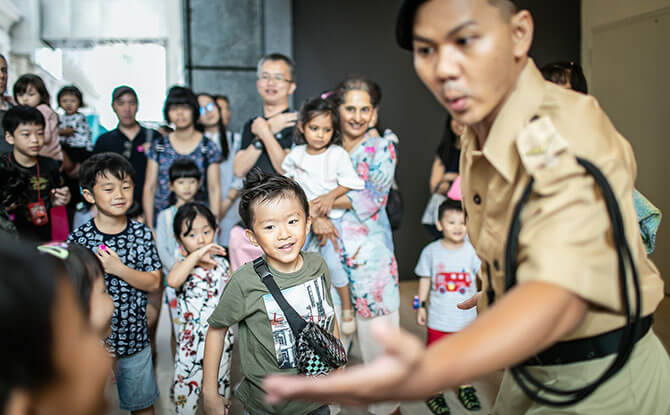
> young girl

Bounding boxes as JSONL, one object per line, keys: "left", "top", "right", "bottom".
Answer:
{"left": 280, "top": 97, "right": 364, "bottom": 335}
{"left": 13, "top": 74, "right": 63, "bottom": 162}
{"left": 57, "top": 85, "right": 93, "bottom": 166}
{"left": 37, "top": 242, "right": 114, "bottom": 338}
{"left": 156, "top": 159, "right": 202, "bottom": 356}
{"left": 167, "top": 202, "right": 233, "bottom": 414}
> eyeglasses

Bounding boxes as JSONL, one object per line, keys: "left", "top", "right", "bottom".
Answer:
{"left": 199, "top": 102, "right": 216, "bottom": 115}
{"left": 259, "top": 73, "right": 292, "bottom": 83}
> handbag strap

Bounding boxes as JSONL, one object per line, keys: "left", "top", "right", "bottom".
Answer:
{"left": 253, "top": 257, "right": 307, "bottom": 337}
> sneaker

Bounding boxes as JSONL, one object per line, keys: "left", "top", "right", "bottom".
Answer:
{"left": 458, "top": 385, "right": 481, "bottom": 411}
{"left": 341, "top": 308, "right": 357, "bottom": 335}
{"left": 426, "top": 394, "right": 450, "bottom": 415}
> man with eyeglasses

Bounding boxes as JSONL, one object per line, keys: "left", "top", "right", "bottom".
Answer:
{"left": 233, "top": 53, "right": 298, "bottom": 179}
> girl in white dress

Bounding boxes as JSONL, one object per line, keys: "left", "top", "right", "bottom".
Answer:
{"left": 166, "top": 202, "right": 233, "bottom": 414}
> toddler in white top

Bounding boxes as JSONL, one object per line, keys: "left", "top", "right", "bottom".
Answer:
{"left": 281, "top": 97, "right": 364, "bottom": 334}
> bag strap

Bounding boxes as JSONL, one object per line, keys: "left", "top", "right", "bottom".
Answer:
{"left": 252, "top": 257, "right": 307, "bottom": 337}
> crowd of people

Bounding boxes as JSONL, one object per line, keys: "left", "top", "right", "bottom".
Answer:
{"left": 0, "top": 50, "right": 406, "bottom": 415}
{"left": 1, "top": 0, "right": 669, "bottom": 415}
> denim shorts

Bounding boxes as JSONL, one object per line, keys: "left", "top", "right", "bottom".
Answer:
{"left": 114, "top": 345, "right": 159, "bottom": 411}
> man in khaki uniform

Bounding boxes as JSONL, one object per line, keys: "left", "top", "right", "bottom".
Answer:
{"left": 262, "top": 0, "right": 670, "bottom": 413}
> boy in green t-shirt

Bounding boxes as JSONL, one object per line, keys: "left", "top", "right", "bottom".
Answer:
{"left": 202, "top": 170, "right": 338, "bottom": 415}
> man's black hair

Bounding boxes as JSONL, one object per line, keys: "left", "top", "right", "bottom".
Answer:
{"left": 238, "top": 169, "right": 309, "bottom": 230}
{"left": 173, "top": 202, "right": 217, "bottom": 240}
{"left": 437, "top": 198, "right": 463, "bottom": 221}
{"left": 163, "top": 86, "right": 200, "bottom": 124}
{"left": 13, "top": 74, "right": 50, "bottom": 105}
{"left": 57, "top": 85, "right": 85, "bottom": 108}
{"left": 0, "top": 239, "right": 64, "bottom": 408}
{"left": 395, "top": 0, "right": 522, "bottom": 50}
{"left": 169, "top": 158, "right": 201, "bottom": 183}
{"left": 111, "top": 85, "right": 138, "bottom": 104}
{"left": 79, "top": 152, "right": 136, "bottom": 192}
{"left": 257, "top": 53, "right": 297, "bottom": 82}
{"left": 2, "top": 105, "right": 45, "bottom": 136}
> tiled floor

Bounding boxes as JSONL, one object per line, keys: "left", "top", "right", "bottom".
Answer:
{"left": 106, "top": 282, "right": 670, "bottom": 414}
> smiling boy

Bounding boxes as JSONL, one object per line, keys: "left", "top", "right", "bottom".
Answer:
{"left": 68, "top": 152, "right": 162, "bottom": 415}
{"left": 202, "top": 170, "right": 337, "bottom": 415}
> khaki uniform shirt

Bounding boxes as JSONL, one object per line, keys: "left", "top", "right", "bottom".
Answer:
{"left": 462, "top": 59, "right": 664, "bottom": 340}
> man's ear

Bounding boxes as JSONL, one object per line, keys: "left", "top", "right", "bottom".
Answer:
{"left": 5, "top": 131, "right": 14, "bottom": 145}
{"left": 510, "top": 9, "right": 534, "bottom": 60}
{"left": 245, "top": 228, "right": 259, "bottom": 247}
{"left": 288, "top": 82, "right": 297, "bottom": 96}
{"left": 82, "top": 188, "right": 95, "bottom": 205}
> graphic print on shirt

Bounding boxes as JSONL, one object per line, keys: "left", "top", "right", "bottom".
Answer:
{"left": 434, "top": 266, "right": 474, "bottom": 295}
{"left": 262, "top": 275, "right": 334, "bottom": 369}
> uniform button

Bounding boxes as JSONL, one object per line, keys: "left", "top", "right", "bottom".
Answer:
{"left": 493, "top": 259, "right": 500, "bottom": 271}
{"left": 473, "top": 194, "right": 482, "bottom": 205}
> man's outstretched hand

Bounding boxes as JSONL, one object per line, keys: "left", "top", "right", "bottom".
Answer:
{"left": 263, "top": 320, "right": 425, "bottom": 406}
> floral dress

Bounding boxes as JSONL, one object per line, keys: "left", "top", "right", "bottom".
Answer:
{"left": 173, "top": 256, "right": 234, "bottom": 414}
{"left": 340, "top": 135, "right": 400, "bottom": 318}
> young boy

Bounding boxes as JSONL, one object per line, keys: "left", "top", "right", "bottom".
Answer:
{"left": 68, "top": 152, "right": 162, "bottom": 415}
{"left": 2, "top": 105, "right": 70, "bottom": 242}
{"left": 202, "top": 170, "right": 338, "bottom": 415}
{"left": 415, "top": 199, "right": 482, "bottom": 415}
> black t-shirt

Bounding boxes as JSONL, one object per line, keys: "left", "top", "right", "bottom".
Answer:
{"left": 68, "top": 219, "right": 162, "bottom": 356}
{"left": 6, "top": 154, "right": 63, "bottom": 242}
{"left": 240, "top": 109, "right": 294, "bottom": 177}
{"left": 93, "top": 125, "right": 159, "bottom": 205}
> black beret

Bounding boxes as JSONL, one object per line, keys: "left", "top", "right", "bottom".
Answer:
{"left": 395, "top": 0, "right": 522, "bottom": 51}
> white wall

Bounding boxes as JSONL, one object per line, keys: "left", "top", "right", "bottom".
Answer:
{"left": 581, "top": 0, "right": 670, "bottom": 84}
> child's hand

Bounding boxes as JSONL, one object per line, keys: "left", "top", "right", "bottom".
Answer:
{"left": 416, "top": 307, "right": 427, "bottom": 326}
{"left": 51, "top": 186, "right": 71, "bottom": 206}
{"left": 191, "top": 243, "right": 227, "bottom": 266}
{"left": 312, "top": 194, "right": 336, "bottom": 217}
{"left": 96, "top": 245, "right": 125, "bottom": 276}
{"left": 203, "top": 393, "right": 229, "bottom": 415}
{"left": 59, "top": 127, "right": 75, "bottom": 136}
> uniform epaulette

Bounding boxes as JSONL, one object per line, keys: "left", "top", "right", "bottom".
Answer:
{"left": 516, "top": 115, "right": 568, "bottom": 176}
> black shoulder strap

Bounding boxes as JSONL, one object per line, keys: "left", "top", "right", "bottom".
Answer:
{"left": 252, "top": 257, "right": 306, "bottom": 337}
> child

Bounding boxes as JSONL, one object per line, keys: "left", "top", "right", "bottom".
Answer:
{"left": 415, "top": 199, "right": 482, "bottom": 414}
{"left": 2, "top": 105, "right": 70, "bottom": 242}
{"left": 13, "top": 73, "right": 63, "bottom": 162}
{"left": 280, "top": 97, "right": 363, "bottom": 335}
{"left": 37, "top": 242, "right": 114, "bottom": 338}
{"left": 0, "top": 240, "right": 112, "bottom": 415}
{"left": 202, "top": 170, "right": 338, "bottom": 415}
{"left": 57, "top": 85, "right": 93, "bottom": 165}
{"left": 167, "top": 202, "right": 233, "bottom": 414}
{"left": 155, "top": 159, "right": 202, "bottom": 364}
{"left": 68, "top": 152, "right": 163, "bottom": 415}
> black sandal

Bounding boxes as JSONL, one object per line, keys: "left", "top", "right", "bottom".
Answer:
{"left": 426, "top": 393, "right": 450, "bottom": 415}
{"left": 458, "top": 385, "right": 481, "bottom": 411}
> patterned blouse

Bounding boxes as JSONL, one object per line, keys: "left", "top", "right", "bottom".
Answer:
{"left": 146, "top": 135, "right": 222, "bottom": 215}
{"left": 340, "top": 135, "right": 400, "bottom": 318}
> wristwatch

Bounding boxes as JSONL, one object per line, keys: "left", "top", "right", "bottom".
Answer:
{"left": 252, "top": 138, "right": 264, "bottom": 149}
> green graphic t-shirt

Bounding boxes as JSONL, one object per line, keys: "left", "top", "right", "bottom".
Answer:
{"left": 208, "top": 252, "right": 334, "bottom": 415}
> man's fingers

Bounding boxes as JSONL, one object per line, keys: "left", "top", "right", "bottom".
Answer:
{"left": 457, "top": 291, "right": 481, "bottom": 310}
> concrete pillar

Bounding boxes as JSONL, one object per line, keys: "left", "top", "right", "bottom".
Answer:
{"left": 184, "top": 0, "right": 292, "bottom": 132}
